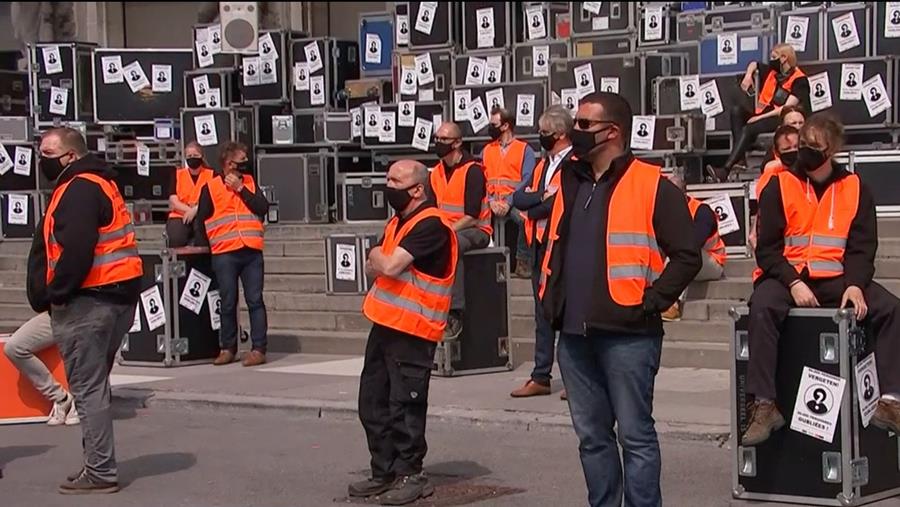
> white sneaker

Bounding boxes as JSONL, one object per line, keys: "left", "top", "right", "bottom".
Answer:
{"left": 64, "top": 398, "right": 80, "bottom": 426}
{"left": 47, "top": 393, "right": 73, "bottom": 426}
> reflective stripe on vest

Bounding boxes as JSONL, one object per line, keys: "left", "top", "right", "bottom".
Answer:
{"left": 756, "top": 67, "right": 807, "bottom": 114}
{"left": 538, "top": 159, "right": 665, "bottom": 306}
{"left": 687, "top": 197, "right": 727, "bottom": 267}
{"left": 430, "top": 159, "right": 493, "bottom": 237}
{"left": 44, "top": 172, "right": 143, "bottom": 288}
{"left": 169, "top": 167, "right": 214, "bottom": 219}
{"left": 204, "top": 176, "right": 265, "bottom": 255}
{"left": 483, "top": 139, "right": 528, "bottom": 198}
{"left": 362, "top": 207, "right": 458, "bottom": 342}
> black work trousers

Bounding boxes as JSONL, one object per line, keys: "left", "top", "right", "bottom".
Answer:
{"left": 724, "top": 105, "right": 780, "bottom": 172}
{"left": 747, "top": 277, "right": 900, "bottom": 400}
{"left": 358, "top": 325, "right": 438, "bottom": 481}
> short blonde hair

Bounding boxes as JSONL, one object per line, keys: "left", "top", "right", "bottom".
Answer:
{"left": 772, "top": 43, "right": 798, "bottom": 70}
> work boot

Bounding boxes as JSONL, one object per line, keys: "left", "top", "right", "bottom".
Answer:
{"left": 741, "top": 400, "right": 785, "bottom": 446}
{"left": 871, "top": 398, "right": 900, "bottom": 434}
{"left": 379, "top": 473, "right": 434, "bottom": 506}
{"left": 510, "top": 380, "right": 551, "bottom": 398}
{"left": 241, "top": 350, "right": 266, "bottom": 367}
{"left": 58, "top": 471, "right": 119, "bottom": 495}
{"left": 513, "top": 260, "right": 532, "bottom": 279}
{"left": 212, "top": 349, "right": 235, "bottom": 366}
{"left": 661, "top": 302, "right": 682, "bottom": 322}
{"left": 348, "top": 476, "right": 394, "bottom": 498}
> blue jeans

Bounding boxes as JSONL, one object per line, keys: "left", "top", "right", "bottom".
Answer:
{"left": 530, "top": 245, "right": 555, "bottom": 385}
{"left": 211, "top": 247, "right": 268, "bottom": 352}
{"left": 558, "top": 332, "right": 663, "bottom": 507}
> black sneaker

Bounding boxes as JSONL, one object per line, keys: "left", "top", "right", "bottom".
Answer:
{"left": 348, "top": 476, "right": 394, "bottom": 498}
{"left": 58, "top": 471, "right": 119, "bottom": 495}
{"left": 379, "top": 473, "right": 434, "bottom": 505}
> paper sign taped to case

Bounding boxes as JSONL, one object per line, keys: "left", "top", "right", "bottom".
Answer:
{"left": 416, "top": 2, "right": 437, "bottom": 35}
{"left": 400, "top": 66, "right": 417, "bottom": 95}
{"left": 855, "top": 352, "right": 880, "bottom": 428}
{"left": 717, "top": 32, "right": 738, "bottom": 66}
{"left": 791, "top": 366, "right": 846, "bottom": 443}
{"left": 304, "top": 41, "right": 323, "bottom": 74}
{"left": 469, "top": 96, "right": 489, "bottom": 133}
{"left": 484, "top": 56, "right": 503, "bottom": 86}
{"left": 887, "top": 3, "right": 900, "bottom": 38}
{"left": 476, "top": 7, "right": 495, "bottom": 48}
{"left": 101, "top": 55, "right": 124, "bottom": 84}
{"left": 49, "top": 86, "right": 68, "bottom": 116}
{"left": 516, "top": 94, "right": 535, "bottom": 127}
{"left": 680, "top": 75, "right": 701, "bottom": 111}
{"left": 630, "top": 115, "right": 655, "bottom": 151}
{"left": 839, "top": 63, "right": 863, "bottom": 101}
{"left": 43, "top": 45, "right": 64, "bottom": 74}
{"left": 808, "top": 71, "right": 833, "bottom": 112}
{"left": 699, "top": 80, "right": 724, "bottom": 117}
{"left": 294, "top": 62, "right": 310, "bottom": 91}
{"left": 180, "top": 268, "right": 212, "bottom": 315}
{"left": 13, "top": 146, "right": 31, "bottom": 176}
{"left": 533, "top": 45, "right": 550, "bottom": 77}
{"left": 243, "top": 57, "right": 261, "bottom": 86}
{"left": 124, "top": 61, "right": 150, "bottom": 93}
{"left": 785, "top": 16, "right": 809, "bottom": 52}
{"left": 364, "top": 105, "right": 381, "bottom": 138}
{"left": 351, "top": 107, "right": 362, "bottom": 139}
{"left": 259, "top": 33, "right": 278, "bottom": 61}
{"left": 862, "top": 74, "right": 891, "bottom": 117}
{"left": 193, "top": 75, "right": 210, "bottom": 106}
{"left": 466, "top": 57, "right": 486, "bottom": 86}
{"left": 7, "top": 194, "right": 28, "bottom": 225}
{"left": 454, "top": 89, "right": 471, "bottom": 121}
{"left": 0, "top": 144, "right": 12, "bottom": 175}
{"left": 335, "top": 243, "right": 357, "bottom": 281}
{"left": 365, "top": 33, "right": 382, "bottom": 64}
{"left": 379, "top": 111, "right": 396, "bottom": 143}
{"left": 194, "top": 114, "right": 218, "bottom": 147}
{"left": 561, "top": 88, "right": 578, "bottom": 115}
{"left": 415, "top": 53, "right": 435, "bottom": 86}
{"left": 196, "top": 39, "right": 214, "bottom": 68}
{"left": 398, "top": 101, "right": 416, "bottom": 127}
{"left": 644, "top": 6, "right": 664, "bottom": 41}
{"left": 136, "top": 143, "right": 150, "bottom": 177}
{"left": 396, "top": 14, "right": 410, "bottom": 45}
{"left": 485, "top": 88, "right": 504, "bottom": 112}
{"left": 260, "top": 59, "right": 278, "bottom": 85}
{"left": 574, "top": 62, "right": 595, "bottom": 99}
{"left": 140, "top": 285, "right": 167, "bottom": 332}
{"left": 207, "top": 290, "right": 221, "bottom": 330}
{"left": 600, "top": 77, "right": 619, "bottom": 94}
{"left": 704, "top": 194, "right": 739, "bottom": 236}
{"left": 412, "top": 117, "right": 432, "bottom": 152}
{"left": 526, "top": 5, "right": 546, "bottom": 40}
{"left": 152, "top": 65, "right": 172, "bottom": 93}
{"left": 206, "top": 88, "right": 221, "bottom": 108}
{"left": 832, "top": 12, "right": 861, "bottom": 53}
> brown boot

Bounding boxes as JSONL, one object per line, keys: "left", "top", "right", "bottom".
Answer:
{"left": 212, "top": 350, "right": 235, "bottom": 366}
{"left": 741, "top": 400, "right": 785, "bottom": 446}
{"left": 661, "top": 302, "right": 682, "bottom": 322}
{"left": 513, "top": 260, "right": 532, "bottom": 279}
{"left": 560, "top": 389, "right": 568, "bottom": 401}
{"left": 871, "top": 398, "right": 900, "bottom": 434}
{"left": 242, "top": 350, "right": 267, "bottom": 367}
{"left": 510, "top": 380, "right": 551, "bottom": 398}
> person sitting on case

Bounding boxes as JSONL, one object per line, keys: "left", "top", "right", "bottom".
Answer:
{"left": 750, "top": 125, "right": 800, "bottom": 252}
{"left": 167, "top": 141, "right": 214, "bottom": 248}
{"left": 743, "top": 113, "right": 900, "bottom": 446}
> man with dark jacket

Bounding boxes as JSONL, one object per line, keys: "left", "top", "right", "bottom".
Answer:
{"left": 538, "top": 92, "right": 701, "bottom": 507}
{"left": 29, "top": 127, "right": 143, "bottom": 494}
{"left": 743, "top": 113, "right": 900, "bottom": 445}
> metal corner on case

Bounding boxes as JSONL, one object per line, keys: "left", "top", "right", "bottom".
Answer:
{"left": 834, "top": 308, "right": 853, "bottom": 323}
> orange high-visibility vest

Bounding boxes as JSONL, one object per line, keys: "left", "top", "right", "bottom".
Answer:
{"left": 539, "top": 159, "right": 665, "bottom": 306}
{"left": 688, "top": 197, "right": 727, "bottom": 268}
{"left": 522, "top": 154, "right": 570, "bottom": 247}
{"left": 169, "top": 166, "right": 214, "bottom": 219}
{"left": 752, "top": 172, "right": 860, "bottom": 281}
{"left": 756, "top": 67, "right": 807, "bottom": 114}
{"left": 44, "top": 173, "right": 143, "bottom": 288}
{"left": 483, "top": 139, "right": 528, "bottom": 200}
{"left": 430, "top": 160, "right": 493, "bottom": 237}
{"left": 204, "top": 175, "right": 265, "bottom": 255}
{"left": 756, "top": 160, "right": 788, "bottom": 201}
{"left": 362, "top": 208, "right": 459, "bottom": 342}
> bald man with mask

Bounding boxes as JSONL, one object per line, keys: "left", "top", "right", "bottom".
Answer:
{"left": 353, "top": 160, "right": 458, "bottom": 505}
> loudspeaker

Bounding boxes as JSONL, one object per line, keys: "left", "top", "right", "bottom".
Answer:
{"left": 220, "top": 2, "right": 259, "bottom": 54}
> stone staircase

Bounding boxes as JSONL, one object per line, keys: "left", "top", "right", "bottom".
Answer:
{"left": 2, "top": 219, "right": 900, "bottom": 370}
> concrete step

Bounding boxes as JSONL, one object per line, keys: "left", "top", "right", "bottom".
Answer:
{"left": 265, "top": 256, "right": 325, "bottom": 275}
{"left": 0, "top": 287, "right": 26, "bottom": 304}
{"left": 0, "top": 304, "right": 35, "bottom": 322}
{"left": 0, "top": 256, "right": 27, "bottom": 271}
{"left": 262, "top": 292, "right": 363, "bottom": 313}
{"left": 263, "top": 240, "right": 326, "bottom": 258}
{"left": 263, "top": 223, "right": 382, "bottom": 240}
{"left": 264, "top": 274, "right": 326, "bottom": 293}
{"left": 0, "top": 271, "right": 26, "bottom": 288}
{"left": 877, "top": 218, "right": 900, "bottom": 238}
{"left": 267, "top": 329, "right": 368, "bottom": 355}
{"left": 249, "top": 309, "right": 370, "bottom": 333}
{"left": 681, "top": 299, "right": 742, "bottom": 321}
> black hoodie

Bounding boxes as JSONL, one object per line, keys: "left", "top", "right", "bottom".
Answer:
{"left": 755, "top": 163, "right": 876, "bottom": 289}
{"left": 27, "top": 153, "right": 142, "bottom": 312}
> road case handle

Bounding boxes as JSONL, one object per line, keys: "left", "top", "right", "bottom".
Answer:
{"left": 822, "top": 452, "right": 842, "bottom": 484}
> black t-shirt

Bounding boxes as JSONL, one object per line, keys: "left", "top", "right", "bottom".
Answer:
{"left": 378, "top": 202, "right": 452, "bottom": 278}
{"left": 168, "top": 169, "right": 202, "bottom": 197}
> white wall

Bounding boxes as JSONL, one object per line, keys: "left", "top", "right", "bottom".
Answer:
{"left": 0, "top": 3, "right": 20, "bottom": 51}
{"left": 123, "top": 2, "right": 205, "bottom": 48}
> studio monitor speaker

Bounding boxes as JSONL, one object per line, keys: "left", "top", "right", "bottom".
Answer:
{"left": 220, "top": 2, "right": 259, "bottom": 54}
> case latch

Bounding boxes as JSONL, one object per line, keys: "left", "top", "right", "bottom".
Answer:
{"left": 822, "top": 452, "right": 842, "bottom": 483}
{"left": 849, "top": 326, "right": 867, "bottom": 357}
{"left": 819, "top": 333, "right": 839, "bottom": 364}
{"left": 851, "top": 457, "right": 869, "bottom": 487}
{"left": 735, "top": 330, "right": 749, "bottom": 361}
{"left": 738, "top": 447, "right": 756, "bottom": 477}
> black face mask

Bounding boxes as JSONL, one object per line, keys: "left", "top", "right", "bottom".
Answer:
{"left": 39, "top": 153, "right": 69, "bottom": 182}
{"left": 386, "top": 184, "right": 418, "bottom": 212}
{"left": 433, "top": 141, "right": 455, "bottom": 159}
{"left": 570, "top": 127, "right": 613, "bottom": 160}
{"left": 234, "top": 160, "right": 252, "bottom": 174}
{"left": 779, "top": 150, "right": 798, "bottom": 168}
{"left": 487, "top": 125, "right": 503, "bottom": 140}
{"left": 186, "top": 157, "right": 203, "bottom": 169}
{"left": 539, "top": 133, "right": 558, "bottom": 152}
{"left": 769, "top": 58, "right": 783, "bottom": 73}
{"left": 796, "top": 146, "right": 828, "bottom": 173}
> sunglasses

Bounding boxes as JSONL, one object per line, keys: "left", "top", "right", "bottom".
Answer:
{"left": 574, "top": 119, "right": 617, "bottom": 130}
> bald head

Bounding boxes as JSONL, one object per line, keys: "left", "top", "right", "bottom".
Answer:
{"left": 41, "top": 128, "right": 88, "bottom": 158}
{"left": 436, "top": 121, "right": 461, "bottom": 139}
{"left": 387, "top": 160, "right": 429, "bottom": 216}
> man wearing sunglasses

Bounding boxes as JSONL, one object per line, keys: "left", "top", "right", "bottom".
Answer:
{"left": 538, "top": 92, "right": 701, "bottom": 507}
{"left": 430, "top": 122, "right": 492, "bottom": 338}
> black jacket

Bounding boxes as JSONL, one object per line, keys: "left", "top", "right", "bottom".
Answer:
{"left": 540, "top": 153, "right": 702, "bottom": 337}
{"left": 27, "top": 154, "right": 142, "bottom": 312}
{"left": 755, "top": 163, "right": 877, "bottom": 289}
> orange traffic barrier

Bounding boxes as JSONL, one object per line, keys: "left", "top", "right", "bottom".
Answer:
{"left": 0, "top": 335, "right": 69, "bottom": 424}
